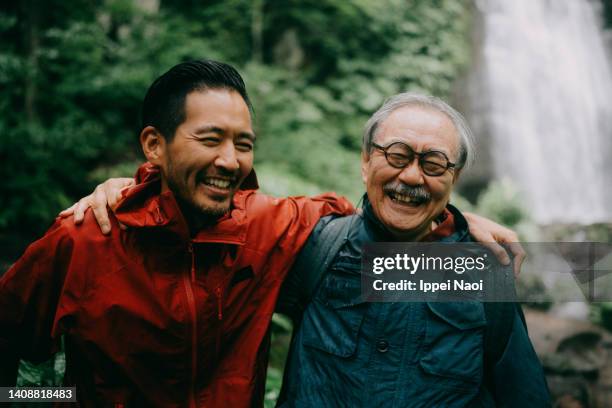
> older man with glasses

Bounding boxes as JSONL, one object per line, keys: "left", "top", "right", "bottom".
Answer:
{"left": 276, "top": 93, "right": 550, "bottom": 407}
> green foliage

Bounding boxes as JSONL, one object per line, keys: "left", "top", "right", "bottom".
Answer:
{"left": 453, "top": 179, "right": 538, "bottom": 242}
{"left": 473, "top": 178, "right": 529, "bottom": 228}
{"left": 0, "top": 0, "right": 472, "bottom": 241}
{"left": 17, "top": 352, "right": 65, "bottom": 387}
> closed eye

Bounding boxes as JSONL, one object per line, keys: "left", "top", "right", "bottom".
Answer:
{"left": 236, "top": 142, "right": 254, "bottom": 152}
{"left": 199, "top": 137, "right": 221, "bottom": 146}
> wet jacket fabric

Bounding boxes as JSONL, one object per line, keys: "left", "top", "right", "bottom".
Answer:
{"left": 0, "top": 165, "right": 353, "bottom": 407}
{"left": 278, "top": 198, "right": 550, "bottom": 407}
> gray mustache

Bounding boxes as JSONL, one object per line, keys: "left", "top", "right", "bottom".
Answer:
{"left": 383, "top": 183, "right": 431, "bottom": 204}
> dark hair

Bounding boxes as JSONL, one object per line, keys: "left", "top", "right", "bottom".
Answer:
{"left": 141, "top": 59, "right": 252, "bottom": 140}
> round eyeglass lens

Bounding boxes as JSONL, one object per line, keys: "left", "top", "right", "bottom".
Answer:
{"left": 420, "top": 151, "right": 448, "bottom": 175}
{"left": 385, "top": 143, "right": 414, "bottom": 167}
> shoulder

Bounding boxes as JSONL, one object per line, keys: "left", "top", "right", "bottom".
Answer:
{"left": 308, "top": 214, "right": 359, "bottom": 242}
{"left": 38, "top": 210, "right": 122, "bottom": 253}
{"left": 446, "top": 203, "right": 471, "bottom": 242}
{"left": 6, "top": 216, "right": 81, "bottom": 276}
{"left": 236, "top": 190, "right": 353, "bottom": 223}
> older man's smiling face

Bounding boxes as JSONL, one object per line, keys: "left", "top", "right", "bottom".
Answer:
{"left": 361, "top": 105, "right": 460, "bottom": 240}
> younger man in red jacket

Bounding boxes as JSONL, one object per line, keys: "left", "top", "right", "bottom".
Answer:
{"left": 0, "top": 60, "right": 353, "bottom": 407}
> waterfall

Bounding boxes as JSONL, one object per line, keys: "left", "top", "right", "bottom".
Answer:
{"left": 468, "top": 0, "right": 612, "bottom": 224}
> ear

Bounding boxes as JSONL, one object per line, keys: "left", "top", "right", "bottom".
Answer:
{"left": 361, "top": 150, "right": 370, "bottom": 185}
{"left": 452, "top": 168, "right": 462, "bottom": 184}
{"left": 140, "top": 126, "right": 166, "bottom": 165}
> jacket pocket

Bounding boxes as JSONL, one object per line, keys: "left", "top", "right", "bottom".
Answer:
{"left": 419, "top": 302, "right": 486, "bottom": 383}
{"left": 300, "top": 274, "right": 367, "bottom": 358}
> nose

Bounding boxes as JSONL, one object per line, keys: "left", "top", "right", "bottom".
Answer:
{"left": 397, "top": 159, "right": 425, "bottom": 185}
{"left": 214, "top": 141, "right": 240, "bottom": 173}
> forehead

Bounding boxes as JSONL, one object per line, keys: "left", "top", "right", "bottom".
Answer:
{"left": 183, "top": 88, "right": 252, "bottom": 129}
{"left": 376, "top": 105, "right": 459, "bottom": 155}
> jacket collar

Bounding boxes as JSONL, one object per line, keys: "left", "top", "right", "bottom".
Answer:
{"left": 114, "top": 165, "right": 253, "bottom": 246}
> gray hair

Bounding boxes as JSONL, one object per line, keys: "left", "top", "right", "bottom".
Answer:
{"left": 362, "top": 93, "right": 475, "bottom": 170}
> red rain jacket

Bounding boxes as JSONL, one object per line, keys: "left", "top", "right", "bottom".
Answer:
{"left": 0, "top": 165, "right": 353, "bottom": 407}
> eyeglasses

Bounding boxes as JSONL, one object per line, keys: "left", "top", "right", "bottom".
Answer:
{"left": 371, "top": 141, "right": 456, "bottom": 177}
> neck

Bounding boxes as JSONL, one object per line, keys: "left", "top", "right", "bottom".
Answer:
{"left": 161, "top": 180, "right": 222, "bottom": 236}
{"left": 386, "top": 221, "right": 436, "bottom": 242}
{"left": 180, "top": 204, "right": 220, "bottom": 236}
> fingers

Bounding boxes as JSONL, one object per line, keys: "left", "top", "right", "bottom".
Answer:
{"left": 91, "top": 185, "right": 112, "bottom": 234}
{"left": 480, "top": 241, "right": 511, "bottom": 266}
{"left": 58, "top": 177, "right": 134, "bottom": 233}
{"left": 59, "top": 203, "right": 76, "bottom": 218}
{"left": 72, "top": 197, "right": 91, "bottom": 224}
{"left": 507, "top": 242, "right": 527, "bottom": 277}
{"left": 107, "top": 178, "right": 135, "bottom": 210}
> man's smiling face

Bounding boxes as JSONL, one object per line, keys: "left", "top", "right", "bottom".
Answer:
{"left": 160, "top": 88, "right": 255, "bottom": 219}
{"left": 361, "top": 105, "right": 460, "bottom": 240}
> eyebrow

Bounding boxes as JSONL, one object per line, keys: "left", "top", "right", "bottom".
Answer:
{"left": 193, "top": 125, "right": 256, "bottom": 142}
{"left": 387, "top": 138, "right": 450, "bottom": 155}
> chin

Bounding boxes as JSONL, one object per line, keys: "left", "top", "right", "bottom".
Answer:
{"left": 183, "top": 195, "right": 228, "bottom": 217}
{"left": 198, "top": 203, "right": 231, "bottom": 217}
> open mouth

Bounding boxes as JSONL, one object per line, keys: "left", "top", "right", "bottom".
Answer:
{"left": 200, "top": 176, "right": 235, "bottom": 192}
{"left": 386, "top": 191, "right": 429, "bottom": 206}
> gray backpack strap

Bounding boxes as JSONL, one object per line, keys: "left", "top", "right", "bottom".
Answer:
{"left": 277, "top": 215, "right": 356, "bottom": 322}
{"left": 300, "top": 215, "right": 356, "bottom": 301}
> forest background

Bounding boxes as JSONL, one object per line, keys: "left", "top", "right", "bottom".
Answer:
{"left": 2, "top": 0, "right": 612, "bottom": 405}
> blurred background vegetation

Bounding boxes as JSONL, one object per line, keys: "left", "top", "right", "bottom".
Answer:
{"left": 2, "top": 0, "right": 612, "bottom": 406}
{"left": 0, "top": 0, "right": 473, "bottom": 257}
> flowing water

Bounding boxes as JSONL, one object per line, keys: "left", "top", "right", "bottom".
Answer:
{"left": 468, "top": 0, "right": 612, "bottom": 224}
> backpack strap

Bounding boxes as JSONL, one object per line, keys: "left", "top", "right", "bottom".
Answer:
{"left": 301, "top": 215, "right": 356, "bottom": 301}
{"left": 276, "top": 215, "right": 356, "bottom": 405}
{"left": 277, "top": 215, "right": 357, "bottom": 323}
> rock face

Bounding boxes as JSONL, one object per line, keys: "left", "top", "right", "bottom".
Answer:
{"left": 525, "top": 308, "right": 612, "bottom": 407}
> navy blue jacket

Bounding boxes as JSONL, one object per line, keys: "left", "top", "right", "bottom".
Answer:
{"left": 277, "top": 199, "right": 550, "bottom": 407}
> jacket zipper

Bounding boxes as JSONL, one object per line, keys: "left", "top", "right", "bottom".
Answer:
{"left": 214, "top": 285, "right": 225, "bottom": 357}
{"left": 215, "top": 286, "right": 224, "bottom": 321}
{"left": 183, "top": 243, "right": 197, "bottom": 408}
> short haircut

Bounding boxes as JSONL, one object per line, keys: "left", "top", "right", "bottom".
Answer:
{"left": 362, "top": 93, "right": 475, "bottom": 170}
{"left": 141, "top": 59, "right": 252, "bottom": 140}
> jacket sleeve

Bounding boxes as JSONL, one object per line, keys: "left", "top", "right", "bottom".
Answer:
{"left": 492, "top": 308, "right": 551, "bottom": 406}
{"left": 277, "top": 193, "right": 354, "bottom": 251}
{"left": 255, "top": 193, "right": 351, "bottom": 309}
{"left": 0, "top": 220, "right": 75, "bottom": 385}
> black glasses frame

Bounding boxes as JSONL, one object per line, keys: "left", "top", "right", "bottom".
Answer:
{"left": 371, "top": 141, "right": 456, "bottom": 176}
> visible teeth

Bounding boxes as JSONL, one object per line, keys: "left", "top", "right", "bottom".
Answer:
{"left": 204, "top": 178, "right": 231, "bottom": 189}
{"left": 391, "top": 192, "right": 411, "bottom": 203}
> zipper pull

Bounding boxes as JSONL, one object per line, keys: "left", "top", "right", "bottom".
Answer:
{"left": 215, "top": 286, "right": 223, "bottom": 320}
{"left": 188, "top": 243, "right": 195, "bottom": 282}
